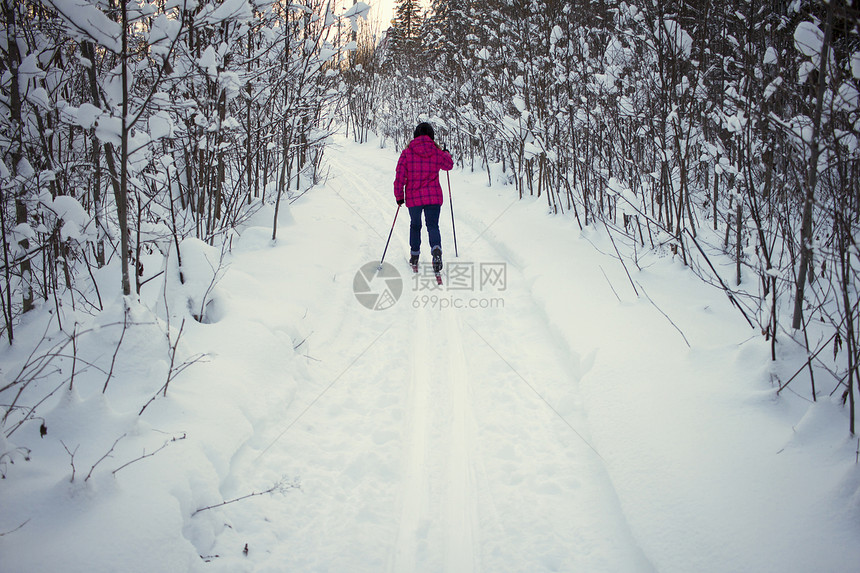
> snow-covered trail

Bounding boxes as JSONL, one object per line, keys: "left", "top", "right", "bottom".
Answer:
{"left": 323, "top": 138, "right": 653, "bottom": 572}
{"left": 192, "top": 135, "right": 653, "bottom": 572}
{"left": 183, "top": 133, "right": 860, "bottom": 573}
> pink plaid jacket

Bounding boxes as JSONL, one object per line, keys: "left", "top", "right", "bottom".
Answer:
{"left": 393, "top": 136, "right": 453, "bottom": 207}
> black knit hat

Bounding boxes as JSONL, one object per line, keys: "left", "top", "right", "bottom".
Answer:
{"left": 413, "top": 122, "right": 435, "bottom": 140}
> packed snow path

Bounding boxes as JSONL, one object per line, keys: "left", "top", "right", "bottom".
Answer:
{"left": 174, "top": 134, "right": 858, "bottom": 573}
{"left": 200, "top": 139, "right": 653, "bottom": 572}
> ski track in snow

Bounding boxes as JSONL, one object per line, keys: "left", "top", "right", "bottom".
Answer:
{"left": 390, "top": 307, "right": 481, "bottom": 573}
{"left": 391, "top": 308, "right": 432, "bottom": 572}
{"left": 441, "top": 308, "right": 479, "bottom": 573}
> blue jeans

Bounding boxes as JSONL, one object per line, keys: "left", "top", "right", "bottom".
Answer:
{"left": 408, "top": 205, "right": 441, "bottom": 254}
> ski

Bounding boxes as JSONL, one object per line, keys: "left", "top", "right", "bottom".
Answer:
{"left": 408, "top": 258, "right": 441, "bottom": 284}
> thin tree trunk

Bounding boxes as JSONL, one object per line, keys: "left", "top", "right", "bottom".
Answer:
{"left": 117, "top": 0, "right": 132, "bottom": 296}
{"left": 81, "top": 40, "right": 118, "bottom": 269}
{"left": 736, "top": 199, "right": 742, "bottom": 286}
{"left": 792, "top": 4, "right": 833, "bottom": 330}
{"left": 5, "top": 0, "right": 32, "bottom": 314}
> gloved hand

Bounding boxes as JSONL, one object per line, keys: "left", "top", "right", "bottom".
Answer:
{"left": 397, "top": 199, "right": 404, "bottom": 206}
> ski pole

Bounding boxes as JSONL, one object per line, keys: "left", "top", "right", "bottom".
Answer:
{"left": 378, "top": 204, "right": 401, "bottom": 270}
{"left": 447, "top": 171, "right": 459, "bottom": 257}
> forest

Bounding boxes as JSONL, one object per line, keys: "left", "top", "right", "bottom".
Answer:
{"left": 1, "top": 0, "right": 859, "bottom": 460}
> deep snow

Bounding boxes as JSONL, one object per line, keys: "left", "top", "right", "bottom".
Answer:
{"left": 1, "top": 132, "right": 859, "bottom": 572}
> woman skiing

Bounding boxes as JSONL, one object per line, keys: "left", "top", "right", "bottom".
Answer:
{"left": 393, "top": 122, "right": 454, "bottom": 278}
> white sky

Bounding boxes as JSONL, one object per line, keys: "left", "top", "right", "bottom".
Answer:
{"left": 367, "top": 0, "right": 430, "bottom": 31}
{"left": 351, "top": 0, "right": 432, "bottom": 34}
{"left": 370, "top": 0, "right": 396, "bottom": 28}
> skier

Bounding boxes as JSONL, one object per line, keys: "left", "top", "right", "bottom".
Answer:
{"left": 393, "top": 122, "right": 454, "bottom": 280}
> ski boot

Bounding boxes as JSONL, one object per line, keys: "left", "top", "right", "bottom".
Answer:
{"left": 431, "top": 246, "right": 443, "bottom": 285}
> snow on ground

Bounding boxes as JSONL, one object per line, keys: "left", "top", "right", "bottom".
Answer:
{"left": 1, "top": 132, "right": 859, "bottom": 572}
